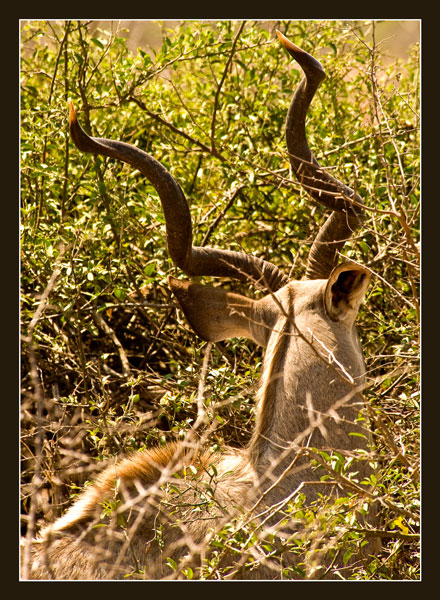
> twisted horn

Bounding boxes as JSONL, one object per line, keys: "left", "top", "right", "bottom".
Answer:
{"left": 69, "top": 102, "right": 288, "bottom": 291}
{"left": 276, "top": 31, "right": 365, "bottom": 280}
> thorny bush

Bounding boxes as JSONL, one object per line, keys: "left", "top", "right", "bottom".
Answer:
{"left": 20, "top": 20, "right": 420, "bottom": 579}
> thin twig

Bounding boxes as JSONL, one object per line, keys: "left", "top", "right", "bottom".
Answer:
{"left": 22, "top": 245, "right": 67, "bottom": 579}
{"left": 210, "top": 21, "right": 245, "bottom": 153}
{"left": 92, "top": 310, "right": 131, "bottom": 377}
{"left": 201, "top": 185, "right": 245, "bottom": 246}
{"left": 128, "top": 95, "right": 226, "bottom": 162}
{"left": 196, "top": 342, "right": 213, "bottom": 424}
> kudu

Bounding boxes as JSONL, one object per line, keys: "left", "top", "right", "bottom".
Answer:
{"left": 24, "top": 31, "right": 377, "bottom": 580}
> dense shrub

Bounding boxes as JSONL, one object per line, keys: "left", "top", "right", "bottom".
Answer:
{"left": 20, "top": 20, "right": 419, "bottom": 579}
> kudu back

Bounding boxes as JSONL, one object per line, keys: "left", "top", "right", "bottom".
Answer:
{"left": 23, "top": 31, "right": 377, "bottom": 580}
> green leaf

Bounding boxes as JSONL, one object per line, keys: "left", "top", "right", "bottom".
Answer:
{"left": 91, "top": 38, "right": 105, "bottom": 49}
{"left": 144, "top": 263, "right": 156, "bottom": 277}
{"left": 113, "top": 288, "right": 126, "bottom": 301}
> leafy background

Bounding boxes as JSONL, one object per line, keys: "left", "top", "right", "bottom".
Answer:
{"left": 20, "top": 20, "right": 420, "bottom": 579}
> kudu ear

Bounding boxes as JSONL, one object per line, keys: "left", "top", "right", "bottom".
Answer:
{"left": 324, "top": 264, "right": 371, "bottom": 323}
{"left": 168, "top": 276, "right": 266, "bottom": 345}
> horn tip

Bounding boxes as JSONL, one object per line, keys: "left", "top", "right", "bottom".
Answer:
{"left": 276, "top": 30, "right": 301, "bottom": 54}
{"left": 276, "top": 30, "right": 325, "bottom": 76}
{"left": 69, "top": 100, "right": 77, "bottom": 126}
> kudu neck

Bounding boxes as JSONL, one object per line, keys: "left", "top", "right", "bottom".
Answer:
{"left": 247, "top": 310, "right": 367, "bottom": 480}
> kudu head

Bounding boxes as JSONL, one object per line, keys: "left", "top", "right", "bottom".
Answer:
{"left": 69, "top": 31, "right": 371, "bottom": 471}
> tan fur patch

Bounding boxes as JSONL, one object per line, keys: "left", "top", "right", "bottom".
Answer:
{"left": 43, "top": 442, "right": 214, "bottom": 535}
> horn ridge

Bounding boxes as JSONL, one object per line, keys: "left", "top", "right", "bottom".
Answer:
{"left": 277, "top": 32, "right": 365, "bottom": 279}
